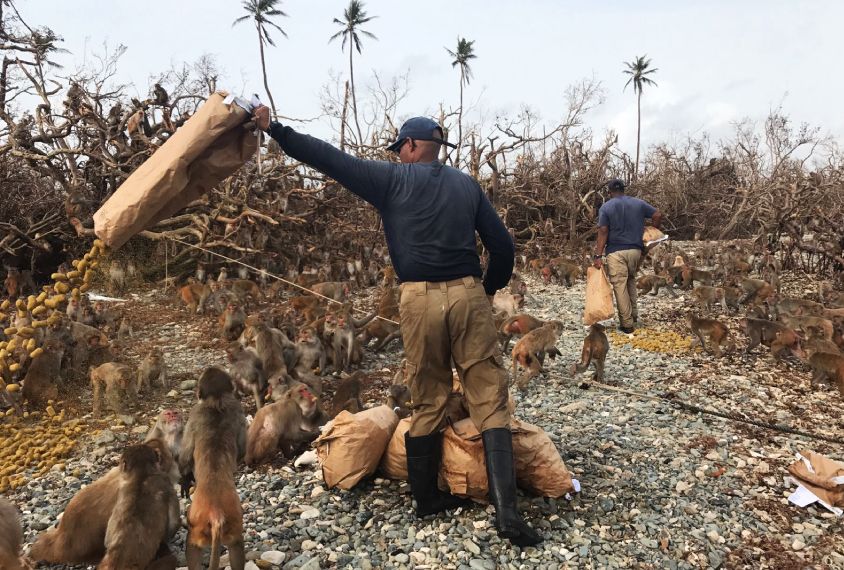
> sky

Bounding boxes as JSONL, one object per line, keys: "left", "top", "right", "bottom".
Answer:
{"left": 14, "top": 0, "right": 844, "bottom": 158}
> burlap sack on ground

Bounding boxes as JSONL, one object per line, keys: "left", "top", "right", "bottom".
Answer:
{"left": 379, "top": 417, "right": 411, "bottom": 480}
{"left": 93, "top": 92, "right": 257, "bottom": 249}
{"left": 440, "top": 418, "right": 574, "bottom": 500}
{"left": 315, "top": 405, "right": 398, "bottom": 490}
{"left": 583, "top": 266, "right": 614, "bottom": 325}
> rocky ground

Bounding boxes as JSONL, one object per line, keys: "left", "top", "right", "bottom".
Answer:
{"left": 4, "top": 253, "right": 844, "bottom": 570}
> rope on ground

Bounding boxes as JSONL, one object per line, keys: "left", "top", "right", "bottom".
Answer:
{"left": 166, "top": 237, "right": 400, "bottom": 325}
{"left": 584, "top": 380, "right": 844, "bottom": 446}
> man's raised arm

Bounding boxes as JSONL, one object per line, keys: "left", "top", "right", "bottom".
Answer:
{"left": 475, "top": 192, "right": 515, "bottom": 296}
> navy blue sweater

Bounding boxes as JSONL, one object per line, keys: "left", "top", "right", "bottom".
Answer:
{"left": 267, "top": 123, "right": 514, "bottom": 295}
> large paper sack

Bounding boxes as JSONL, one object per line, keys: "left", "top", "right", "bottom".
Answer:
{"left": 787, "top": 450, "right": 844, "bottom": 507}
{"left": 379, "top": 417, "right": 411, "bottom": 480}
{"left": 583, "top": 266, "right": 614, "bottom": 325}
{"left": 315, "top": 405, "right": 398, "bottom": 490}
{"left": 441, "top": 418, "right": 574, "bottom": 500}
{"left": 93, "top": 92, "right": 258, "bottom": 249}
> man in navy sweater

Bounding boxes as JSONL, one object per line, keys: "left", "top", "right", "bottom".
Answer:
{"left": 254, "top": 108, "right": 540, "bottom": 547}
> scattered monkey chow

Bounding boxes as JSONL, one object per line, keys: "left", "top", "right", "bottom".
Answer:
{"left": 608, "top": 328, "right": 694, "bottom": 354}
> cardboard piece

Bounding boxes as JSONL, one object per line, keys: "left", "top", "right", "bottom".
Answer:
{"left": 93, "top": 92, "right": 258, "bottom": 249}
{"left": 787, "top": 450, "right": 844, "bottom": 513}
{"left": 642, "top": 226, "right": 665, "bottom": 245}
{"left": 583, "top": 266, "right": 614, "bottom": 325}
{"left": 440, "top": 418, "right": 575, "bottom": 500}
{"left": 315, "top": 405, "right": 398, "bottom": 490}
{"left": 379, "top": 417, "right": 411, "bottom": 480}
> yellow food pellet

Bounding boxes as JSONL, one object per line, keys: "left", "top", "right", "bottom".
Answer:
{"left": 30, "top": 347, "right": 44, "bottom": 359}
{"left": 5, "top": 383, "right": 20, "bottom": 392}
{"left": 31, "top": 305, "right": 47, "bottom": 317}
{"left": 0, "top": 300, "right": 9, "bottom": 311}
{"left": 15, "top": 299, "right": 25, "bottom": 310}
{"left": 17, "top": 327, "right": 35, "bottom": 338}
{"left": 54, "top": 282, "right": 69, "bottom": 294}
{"left": 66, "top": 270, "right": 80, "bottom": 280}
{"left": 79, "top": 283, "right": 91, "bottom": 293}
{"left": 26, "top": 296, "right": 37, "bottom": 311}
{"left": 3, "top": 327, "right": 17, "bottom": 336}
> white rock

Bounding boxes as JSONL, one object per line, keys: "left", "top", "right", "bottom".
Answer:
{"left": 301, "top": 508, "right": 320, "bottom": 520}
{"left": 675, "top": 481, "right": 693, "bottom": 493}
{"left": 311, "top": 485, "right": 325, "bottom": 498}
{"left": 792, "top": 539, "right": 805, "bottom": 551}
{"left": 302, "top": 539, "right": 318, "bottom": 550}
{"left": 260, "top": 550, "right": 285, "bottom": 565}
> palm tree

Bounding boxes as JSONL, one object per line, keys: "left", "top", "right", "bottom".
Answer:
{"left": 233, "top": 0, "right": 288, "bottom": 118}
{"left": 446, "top": 37, "right": 476, "bottom": 166}
{"left": 330, "top": 0, "right": 377, "bottom": 146}
{"left": 623, "top": 55, "right": 658, "bottom": 178}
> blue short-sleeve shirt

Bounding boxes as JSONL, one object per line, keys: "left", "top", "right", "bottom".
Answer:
{"left": 597, "top": 195, "right": 657, "bottom": 254}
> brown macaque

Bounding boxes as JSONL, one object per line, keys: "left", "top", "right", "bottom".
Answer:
{"left": 492, "top": 291, "right": 524, "bottom": 317}
{"left": 30, "top": 439, "right": 178, "bottom": 566}
{"left": 253, "top": 323, "right": 292, "bottom": 380}
{"left": 93, "top": 301, "right": 122, "bottom": 331}
{"left": 738, "top": 278, "right": 775, "bottom": 306}
{"left": 691, "top": 286, "right": 727, "bottom": 312}
{"left": 775, "top": 297, "right": 825, "bottom": 318}
{"left": 153, "top": 83, "right": 169, "bottom": 106}
{"left": 220, "top": 302, "right": 246, "bottom": 341}
{"left": 245, "top": 383, "right": 324, "bottom": 465}
{"left": 527, "top": 258, "right": 547, "bottom": 274}
{"left": 65, "top": 295, "right": 84, "bottom": 321}
{"left": 180, "top": 367, "right": 247, "bottom": 570}
{"left": 331, "top": 371, "right": 364, "bottom": 417}
{"left": 742, "top": 318, "right": 806, "bottom": 360}
{"left": 116, "top": 316, "right": 133, "bottom": 341}
{"left": 90, "top": 362, "right": 134, "bottom": 417}
{"left": 311, "top": 281, "right": 351, "bottom": 302}
{"left": 107, "top": 260, "right": 126, "bottom": 295}
{"left": 780, "top": 314, "right": 834, "bottom": 341}
{"left": 509, "top": 273, "right": 528, "bottom": 297}
{"left": 126, "top": 109, "right": 146, "bottom": 141}
{"left": 294, "top": 326, "right": 327, "bottom": 375}
{"left": 686, "top": 268, "right": 714, "bottom": 288}
{"left": 22, "top": 338, "right": 65, "bottom": 407}
{"left": 510, "top": 320, "right": 564, "bottom": 390}
{"left": 98, "top": 444, "right": 180, "bottom": 570}
{"left": 0, "top": 498, "right": 24, "bottom": 570}
{"left": 145, "top": 409, "right": 183, "bottom": 463}
{"left": 179, "top": 282, "right": 211, "bottom": 314}
{"left": 87, "top": 334, "right": 116, "bottom": 368}
{"left": 137, "top": 347, "right": 167, "bottom": 393}
{"left": 3, "top": 267, "right": 20, "bottom": 298}
{"left": 804, "top": 351, "right": 844, "bottom": 396}
{"left": 226, "top": 341, "right": 267, "bottom": 409}
{"left": 569, "top": 323, "right": 609, "bottom": 380}
{"left": 723, "top": 286, "right": 742, "bottom": 313}
{"left": 543, "top": 259, "right": 581, "bottom": 287}
{"left": 332, "top": 311, "right": 363, "bottom": 373}
{"left": 386, "top": 383, "right": 412, "bottom": 418}
{"left": 437, "top": 391, "right": 470, "bottom": 430}
{"left": 229, "top": 279, "right": 263, "bottom": 302}
{"left": 686, "top": 314, "right": 733, "bottom": 357}
{"left": 636, "top": 274, "right": 677, "bottom": 298}
{"left": 359, "top": 318, "right": 402, "bottom": 352}
{"left": 204, "top": 281, "right": 233, "bottom": 315}
{"left": 804, "top": 328, "right": 842, "bottom": 356}
{"left": 499, "top": 313, "right": 547, "bottom": 352}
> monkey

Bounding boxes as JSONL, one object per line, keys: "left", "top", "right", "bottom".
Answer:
{"left": 509, "top": 273, "right": 528, "bottom": 297}
{"left": 775, "top": 297, "right": 825, "bottom": 318}
{"left": 98, "top": 444, "right": 180, "bottom": 570}
{"left": 691, "top": 286, "right": 727, "bottom": 312}
{"left": 126, "top": 109, "right": 147, "bottom": 142}
{"left": 3, "top": 267, "right": 21, "bottom": 298}
{"left": 145, "top": 409, "right": 183, "bottom": 464}
{"left": 90, "top": 362, "right": 134, "bottom": 417}
{"left": 311, "top": 281, "right": 351, "bottom": 302}
{"left": 330, "top": 371, "right": 364, "bottom": 417}
{"left": 65, "top": 294, "right": 85, "bottom": 321}
{"left": 253, "top": 323, "right": 292, "bottom": 380}
{"left": 386, "top": 383, "right": 412, "bottom": 419}
{"left": 152, "top": 83, "right": 169, "bottom": 106}
{"left": 492, "top": 291, "right": 524, "bottom": 317}
{"left": 179, "top": 282, "right": 212, "bottom": 314}
{"left": 180, "top": 366, "right": 247, "bottom": 570}
{"left": 359, "top": 317, "right": 402, "bottom": 352}
{"left": 332, "top": 310, "right": 364, "bottom": 373}
{"left": 20, "top": 338, "right": 64, "bottom": 407}
{"left": 498, "top": 313, "right": 547, "bottom": 352}
{"left": 636, "top": 274, "right": 677, "bottom": 298}
{"left": 510, "top": 320, "right": 564, "bottom": 390}
{"left": 723, "top": 286, "right": 742, "bottom": 313}
{"left": 229, "top": 279, "right": 263, "bottom": 303}
{"left": 92, "top": 301, "right": 122, "bottom": 332}
{"left": 293, "top": 326, "right": 327, "bottom": 375}
{"left": 116, "top": 316, "right": 133, "bottom": 341}
{"left": 803, "top": 351, "right": 844, "bottom": 396}
{"left": 226, "top": 341, "right": 267, "bottom": 409}
{"left": 742, "top": 318, "right": 806, "bottom": 360}
{"left": 87, "top": 333, "right": 117, "bottom": 368}
{"left": 0, "top": 498, "right": 24, "bottom": 570}
{"left": 107, "top": 260, "right": 126, "bottom": 295}
{"left": 779, "top": 314, "right": 835, "bottom": 341}
{"left": 137, "top": 346, "right": 167, "bottom": 392}
{"left": 738, "top": 278, "right": 775, "bottom": 306}
{"left": 569, "top": 323, "right": 609, "bottom": 380}
{"left": 220, "top": 302, "right": 246, "bottom": 341}
{"left": 804, "top": 327, "right": 842, "bottom": 356}
{"left": 542, "top": 260, "right": 582, "bottom": 287}
{"left": 245, "top": 383, "right": 325, "bottom": 465}
{"left": 30, "top": 438, "right": 178, "bottom": 566}
{"left": 686, "top": 313, "right": 733, "bottom": 357}
{"left": 686, "top": 268, "right": 714, "bottom": 288}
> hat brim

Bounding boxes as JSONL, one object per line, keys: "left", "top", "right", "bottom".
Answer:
{"left": 386, "top": 138, "right": 405, "bottom": 153}
{"left": 386, "top": 137, "right": 457, "bottom": 153}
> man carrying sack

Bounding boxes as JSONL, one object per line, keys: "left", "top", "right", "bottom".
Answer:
{"left": 592, "top": 179, "right": 663, "bottom": 333}
{"left": 253, "top": 109, "right": 541, "bottom": 547}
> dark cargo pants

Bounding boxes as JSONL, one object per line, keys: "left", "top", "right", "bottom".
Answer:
{"left": 399, "top": 276, "right": 511, "bottom": 437}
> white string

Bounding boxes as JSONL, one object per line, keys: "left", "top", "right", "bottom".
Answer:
{"left": 166, "top": 237, "right": 400, "bottom": 326}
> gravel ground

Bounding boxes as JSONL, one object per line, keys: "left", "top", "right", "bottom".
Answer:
{"left": 6, "top": 250, "right": 844, "bottom": 570}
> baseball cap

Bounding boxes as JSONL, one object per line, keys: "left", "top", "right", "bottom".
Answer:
{"left": 607, "top": 178, "right": 625, "bottom": 192}
{"left": 387, "top": 117, "right": 457, "bottom": 152}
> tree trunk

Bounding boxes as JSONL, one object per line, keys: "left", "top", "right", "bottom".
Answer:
{"left": 349, "top": 47, "right": 363, "bottom": 147}
{"left": 339, "top": 80, "right": 349, "bottom": 152}
{"left": 634, "top": 89, "right": 641, "bottom": 179}
{"left": 257, "top": 27, "right": 277, "bottom": 118}
{"left": 456, "top": 67, "right": 464, "bottom": 167}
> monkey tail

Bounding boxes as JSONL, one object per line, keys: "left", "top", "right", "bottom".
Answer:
{"left": 208, "top": 518, "right": 223, "bottom": 570}
{"left": 574, "top": 345, "right": 592, "bottom": 374}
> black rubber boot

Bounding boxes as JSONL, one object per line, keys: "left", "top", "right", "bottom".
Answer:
{"left": 482, "top": 428, "right": 543, "bottom": 547}
{"left": 405, "top": 432, "right": 471, "bottom": 517}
